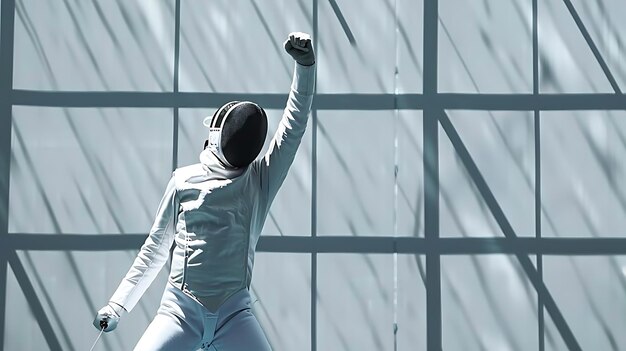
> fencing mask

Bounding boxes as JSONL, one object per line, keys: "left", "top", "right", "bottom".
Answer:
{"left": 203, "top": 101, "right": 268, "bottom": 168}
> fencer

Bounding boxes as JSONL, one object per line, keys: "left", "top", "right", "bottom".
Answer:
{"left": 93, "top": 32, "right": 316, "bottom": 351}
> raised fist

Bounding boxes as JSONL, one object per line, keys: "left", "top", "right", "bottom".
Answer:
{"left": 284, "top": 32, "right": 315, "bottom": 66}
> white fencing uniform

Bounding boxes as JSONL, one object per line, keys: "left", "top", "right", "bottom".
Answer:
{"left": 108, "top": 62, "right": 315, "bottom": 350}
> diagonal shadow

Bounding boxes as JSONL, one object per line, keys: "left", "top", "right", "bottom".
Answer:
{"left": 438, "top": 163, "right": 526, "bottom": 351}
{"left": 317, "top": 254, "right": 387, "bottom": 350}
{"left": 14, "top": 1, "right": 60, "bottom": 87}
{"left": 295, "top": 0, "right": 313, "bottom": 28}
{"left": 560, "top": 0, "right": 621, "bottom": 93}
{"left": 59, "top": 0, "right": 112, "bottom": 90}
{"left": 567, "top": 256, "right": 618, "bottom": 350}
{"left": 249, "top": 286, "right": 279, "bottom": 351}
{"left": 317, "top": 121, "right": 376, "bottom": 230}
{"left": 268, "top": 211, "right": 284, "bottom": 236}
{"left": 91, "top": 1, "right": 141, "bottom": 91}
{"left": 322, "top": 29, "right": 352, "bottom": 89}
{"left": 249, "top": 0, "right": 291, "bottom": 78}
{"left": 377, "top": 0, "right": 424, "bottom": 74}
{"left": 418, "top": 19, "right": 543, "bottom": 342}
{"left": 569, "top": 196, "right": 619, "bottom": 350}
{"left": 316, "top": 287, "right": 352, "bottom": 350}
{"left": 346, "top": 219, "right": 390, "bottom": 302}
{"left": 339, "top": 257, "right": 388, "bottom": 351}
{"left": 442, "top": 271, "right": 488, "bottom": 350}
{"left": 181, "top": 4, "right": 222, "bottom": 92}
{"left": 327, "top": 0, "right": 356, "bottom": 45}
{"left": 113, "top": 0, "right": 170, "bottom": 91}
{"left": 437, "top": 14, "right": 564, "bottom": 347}
{"left": 400, "top": 122, "right": 510, "bottom": 349}
{"left": 570, "top": 116, "right": 626, "bottom": 293}
{"left": 11, "top": 125, "right": 119, "bottom": 350}
{"left": 7, "top": 250, "right": 63, "bottom": 351}
{"left": 14, "top": 1, "right": 156, "bottom": 239}
{"left": 438, "top": 110, "right": 582, "bottom": 351}
{"left": 21, "top": 251, "right": 76, "bottom": 351}
{"left": 577, "top": 1, "right": 626, "bottom": 82}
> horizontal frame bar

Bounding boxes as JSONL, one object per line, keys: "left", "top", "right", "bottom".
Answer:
{"left": 5, "top": 234, "right": 626, "bottom": 255}
{"left": 11, "top": 90, "right": 626, "bottom": 110}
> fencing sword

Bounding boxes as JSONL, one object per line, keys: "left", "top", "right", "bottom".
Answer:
{"left": 89, "top": 321, "right": 107, "bottom": 351}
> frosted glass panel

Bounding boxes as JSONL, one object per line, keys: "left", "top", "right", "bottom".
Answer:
{"left": 9, "top": 106, "right": 173, "bottom": 234}
{"left": 317, "top": 111, "right": 395, "bottom": 236}
{"left": 251, "top": 253, "right": 311, "bottom": 351}
{"left": 542, "top": 111, "right": 626, "bottom": 237}
{"left": 538, "top": 0, "right": 615, "bottom": 93}
{"left": 442, "top": 255, "right": 538, "bottom": 350}
{"left": 179, "top": 0, "right": 312, "bottom": 93}
{"left": 544, "top": 256, "right": 626, "bottom": 350}
{"left": 440, "top": 111, "right": 534, "bottom": 237}
{"left": 439, "top": 0, "right": 532, "bottom": 93}
{"left": 397, "top": 111, "right": 424, "bottom": 237}
{"left": 318, "top": 254, "right": 425, "bottom": 351}
{"left": 318, "top": 0, "right": 423, "bottom": 93}
{"left": 14, "top": 0, "right": 175, "bottom": 91}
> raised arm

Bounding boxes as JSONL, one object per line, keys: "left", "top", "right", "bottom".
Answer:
{"left": 93, "top": 175, "right": 178, "bottom": 332}
{"left": 254, "top": 32, "right": 316, "bottom": 202}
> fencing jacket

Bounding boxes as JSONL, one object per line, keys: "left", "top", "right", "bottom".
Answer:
{"left": 109, "top": 62, "right": 315, "bottom": 313}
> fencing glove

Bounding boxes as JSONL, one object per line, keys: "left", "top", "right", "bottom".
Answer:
{"left": 93, "top": 302, "right": 125, "bottom": 332}
{"left": 284, "top": 32, "right": 315, "bottom": 66}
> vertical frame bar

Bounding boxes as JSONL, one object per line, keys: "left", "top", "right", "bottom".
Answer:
{"left": 311, "top": 0, "right": 319, "bottom": 350}
{"left": 0, "top": 0, "right": 16, "bottom": 349}
{"left": 172, "top": 0, "right": 181, "bottom": 171}
{"left": 423, "top": 0, "right": 440, "bottom": 350}
{"left": 532, "top": 0, "right": 544, "bottom": 350}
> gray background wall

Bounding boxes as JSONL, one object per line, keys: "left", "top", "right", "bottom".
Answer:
{"left": 1, "top": 0, "right": 626, "bottom": 350}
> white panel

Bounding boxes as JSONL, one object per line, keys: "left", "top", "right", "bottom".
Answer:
{"left": 178, "top": 107, "right": 312, "bottom": 236}
{"left": 317, "top": 0, "right": 396, "bottom": 93}
{"left": 545, "top": 256, "right": 626, "bottom": 350}
{"left": 396, "top": 0, "right": 424, "bottom": 93}
{"left": 9, "top": 107, "right": 173, "bottom": 234}
{"left": 318, "top": 254, "right": 425, "bottom": 351}
{"left": 251, "top": 253, "right": 311, "bottom": 351}
{"left": 397, "top": 110, "right": 423, "bottom": 237}
{"left": 14, "top": 0, "right": 175, "bottom": 91}
{"left": 439, "top": 0, "right": 532, "bottom": 93}
{"left": 397, "top": 254, "right": 427, "bottom": 351}
{"left": 440, "top": 110, "right": 535, "bottom": 237}
{"left": 541, "top": 111, "right": 626, "bottom": 237}
{"left": 179, "top": 0, "right": 312, "bottom": 93}
{"left": 539, "top": 0, "right": 614, "bottom": 93}
{"left": 442, "top": 255, "right": 538, "bottom": 351}
{"left": 317, "top": 110, "right": 395, "bottom": 236}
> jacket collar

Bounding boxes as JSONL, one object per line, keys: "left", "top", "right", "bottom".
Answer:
{"left": 199, "top": 148, "right": 245, "bottom": 180}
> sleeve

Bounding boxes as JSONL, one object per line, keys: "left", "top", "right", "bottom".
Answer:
{"left": 255, "top": 62, "right": 316, "bottom": 204}
{"left": 108, "top": 174, "right": 178, "bottom": 312}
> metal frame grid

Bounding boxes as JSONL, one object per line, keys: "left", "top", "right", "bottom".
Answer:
{"left": 1, "top": 0, "right": 625, "bottom": 350}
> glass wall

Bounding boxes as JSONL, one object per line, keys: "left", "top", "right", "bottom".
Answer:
{"left": 1, "top": 0, "right": 625, "bottom": 350}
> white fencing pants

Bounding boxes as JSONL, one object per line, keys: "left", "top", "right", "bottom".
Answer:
{"left": 134, "top": 282, "right": 272, "bottom": 351}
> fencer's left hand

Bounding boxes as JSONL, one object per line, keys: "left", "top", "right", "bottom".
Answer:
{"left": 92, "top": 302, "right": 126, "bottom": 332}
{"left": 284, "top": 32, "right": 315, "bottom": 66}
